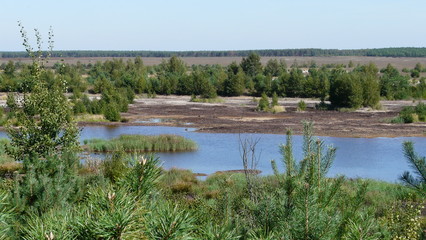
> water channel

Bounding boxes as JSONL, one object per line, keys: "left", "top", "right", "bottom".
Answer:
{"left": 1, "top": 125, "right": 425, "bottom": 182}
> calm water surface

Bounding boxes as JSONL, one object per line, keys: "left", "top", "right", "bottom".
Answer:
{"left": 2, "top": 125, "right": 425, "bottom": 182}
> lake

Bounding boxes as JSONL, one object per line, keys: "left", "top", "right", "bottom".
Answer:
{"left": 2, "top": 125, "right": 425, "bottom": 182}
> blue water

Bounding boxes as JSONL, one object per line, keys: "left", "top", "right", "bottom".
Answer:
{"left": 1, "top": 126, "right": 425, "bottom": 182}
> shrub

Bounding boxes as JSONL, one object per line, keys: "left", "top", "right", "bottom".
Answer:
{"left": 382, "top": 201, "right": 423, "bottom": 239}
{"left": 297, "top": 100, "right": 307, "bottom": 111}
{"left": 400, "top": 106, "right": 415, "bottom": 123}
{"left": 71, "top": 186, "right": 146, "bottom": 239}
{"left": 271, "top": 105, "right": 285, "bottom": 113}
{"left": 415, "top": 102, "right": 426, "bottom": 121}
{"left": 102, "top": 151, "right": 130, "bottom": 183}
{"left": 271, "top": 92, "right": 279, "bottom": 107}
{"left": 72, "top": 100, "right": 87, "bottom": 114}
{"left": 257, "top": 93, "right": 269, "bottom": 111}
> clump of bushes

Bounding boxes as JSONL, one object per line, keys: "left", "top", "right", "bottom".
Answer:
{"left": 84, "top": 134, "right": 198, "bottom": 153}
{"left": 256, "top": 92, "right": 285, "bottom": 113}
{"left": 393, "top": 102, "right": 426, "bottom": 123}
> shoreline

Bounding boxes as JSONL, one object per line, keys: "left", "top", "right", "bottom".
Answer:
{"left": 1, "top": 95, "right": 425, "bottom": 139}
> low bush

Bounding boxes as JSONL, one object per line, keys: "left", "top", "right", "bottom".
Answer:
{"left": 190, "top": 96, "right": 224, "bottom": 103}
{"left": 394, "top": 103, "right": 426, "bottom": 123}
{"left": 297, "top": 100, "right": 307, "bottom": 111}
{"left": 271, "top": 105, "right": 285, "bottom": 113}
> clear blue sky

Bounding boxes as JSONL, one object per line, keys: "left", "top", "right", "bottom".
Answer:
{"left": 1, "top": 0, "right": 425, "bottom": 51}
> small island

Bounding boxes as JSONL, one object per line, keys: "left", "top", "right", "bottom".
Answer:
{"left": 83, "top": 134, "right": 197, "bottom": 153}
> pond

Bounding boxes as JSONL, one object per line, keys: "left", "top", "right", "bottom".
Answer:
{"left": 1, "top": 125, "right": 425, "bottom": 182}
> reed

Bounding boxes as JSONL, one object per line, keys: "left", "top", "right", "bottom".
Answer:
{"left": 84, "top": 134, "right": 198, "bottom": 153}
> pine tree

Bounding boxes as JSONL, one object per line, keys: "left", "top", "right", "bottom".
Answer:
{"left": 400, "top": 141, "right": 426, "bottom": 194}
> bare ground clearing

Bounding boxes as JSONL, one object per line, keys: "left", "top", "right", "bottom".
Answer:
{"left": 79, "top": 95, "right": 426, "bottom": 138}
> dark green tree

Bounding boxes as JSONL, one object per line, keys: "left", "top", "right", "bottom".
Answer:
{"left": 285, "top": 68, "right": 304, "bottom": 97}
{"left": 380, "top": 64, "right": 410, "bottom": 100}
{"left": 400, "top": 141, "right": 426, "bottom": 194}
{"left": 4, "top": 61, "right": 15, "bottom": 77}
{"left": 357, "top": 63, "right": 380, "bottom": 107}
{"left": 329, "top": 72, "right": 363, "bottom": 108}
{"left": 240, "top": 53, "right": 262, "bottom": 77}
{"left": 222, "top": 64, "right": 245, "bottom": 96}
{"left": 264, "top": 59, "right": 283, "bottom": 77}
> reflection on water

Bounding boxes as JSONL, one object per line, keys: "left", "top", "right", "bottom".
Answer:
{"left": 1, "top": 126, "right": 426, "bottom": 182}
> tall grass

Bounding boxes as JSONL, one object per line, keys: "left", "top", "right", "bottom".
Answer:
{"left": 84, "top": 134, "right": 198, "bottom": 153}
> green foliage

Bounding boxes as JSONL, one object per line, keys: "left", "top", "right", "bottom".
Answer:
{"left": 400, "top": 107, "right": 416, "bottom": 123}
{"left": 102, "top": 151, "right": 130, "bottom": 183}
{"left": 257, "top": 93, "right": 270, "bottom": 111}
{"left": 396, "top": 103, "right": 426, "bottom": 123}
{"left": 264, "top": 59, "right": 286, "bottom": 77}
{"left": 297, "top": 100, "right": 307, "bottom": 111}
{"left": 271, "top": 92, "right": 279, "bottom": 107}
{"left": 382, "top": 201, "right": 423, "bottom": 239}
{"left": 358, "top": 63, "right": 380, "bottom": 107}
{"left": 285, "top": 68, "right": 304, "bottom": 97}
{"left": 0, "top": 191, "right": 14, "bottom": 239}
{"left": 71, "top": 186, "right": 146, "bottom": 239}
{"left": 121, "top": 154, "right": 162, "bottom": 198}
{"left": 252, "top": 122, "right": 378, "bottom": 239}
{"left": 12, "top": 153, "right": 83, "bottom": 215}
{"left": 146, "top": 202, "right": 195, "bottom": 240}
{"left": 6, "top": 26, "right": 79, "bottom": 162}
{"left": 330, "top": 71, "right": 363, "bottom": 108}
{"left": 414, "top": 102, "right": 426, "bottom": 121}
{"left": 199, "top": 223, "right": 240, "bottom": 240}
{"left": 380, "top": 64, "right": 410, "bottom": 100}
{"left": 103, "top": 102, "right": 121, "bottom": 122}
{"left": 221, "top": 62, "right": 245, "bottom": 96}
{"left": 5, "top": 93, "right": 17, "bottom": 111}
{"left": 400, "top": 141, "right": 426, "bottom": 194}
{"left": 240, "top": 53, "right": 262, "bottom": 77}
{"left": 20, "top": 209, "right": 75, "bottom": 240}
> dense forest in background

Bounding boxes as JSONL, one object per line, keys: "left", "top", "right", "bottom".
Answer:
{"left": 2, "top": 47, "right": 426, "bottom": 58}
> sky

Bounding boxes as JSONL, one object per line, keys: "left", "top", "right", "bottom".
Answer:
{"left": 1, "top": 0, "right": 425, "bottom": 51}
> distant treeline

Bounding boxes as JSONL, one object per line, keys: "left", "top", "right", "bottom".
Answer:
{"left": 2, "top": 47, "right": 426, "bottom": 58}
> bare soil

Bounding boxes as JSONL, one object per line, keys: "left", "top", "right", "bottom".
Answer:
{"left": 81, "top": 95, "right": 426, "bottom": 138}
